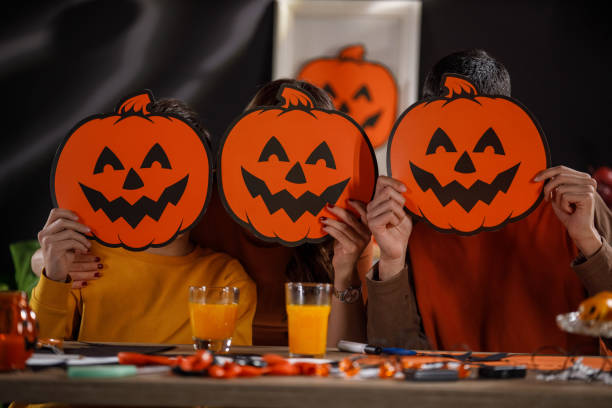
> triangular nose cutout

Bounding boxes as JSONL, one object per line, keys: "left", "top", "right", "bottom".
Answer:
{"left": 123, "top": 168, "right": 145, "bottom": 190}
{"left": 339, "top": 102, "right": 349, "bottom": 114}
{"left": 285, "top": 162, "right": 307, "bottom": 184}
{"left": 454, "top": 151, "right": 476, "bottom": 173}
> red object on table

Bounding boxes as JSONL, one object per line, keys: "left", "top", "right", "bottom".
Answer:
{"left": 0, "top": 291, "right": 38, "bottom": 371}
{"left": 593, "top": 166, "right": 612, "bottom": 208}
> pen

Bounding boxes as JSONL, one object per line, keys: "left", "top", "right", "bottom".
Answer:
{"left": 337, "top": 340, "right": 382, "bottom": 354}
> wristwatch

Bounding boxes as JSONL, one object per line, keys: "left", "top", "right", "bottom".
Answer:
{"left": 333, "top": 285, "right": 361, "bottom": 304}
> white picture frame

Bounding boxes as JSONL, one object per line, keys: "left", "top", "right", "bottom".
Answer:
{"left": 273, "top": 0, "right": 422, "bottom": 174}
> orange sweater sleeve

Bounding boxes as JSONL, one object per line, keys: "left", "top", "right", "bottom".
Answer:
{"left": 30, "top": 273, "right": 80, "bottom": 340}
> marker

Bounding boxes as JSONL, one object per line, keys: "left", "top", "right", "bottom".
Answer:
{"left": 68, "top": 365, "right": 170, "bottom": 379}
{"left": 337, "top": 340, "right": 382, "bottom": 354}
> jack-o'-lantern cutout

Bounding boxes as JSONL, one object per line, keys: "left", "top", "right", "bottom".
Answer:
{"left": 298, "top": 44, "right": 397, "bottom": 149}
{"left": 51, "top": 91, "right": 213, "bottom": 250}
{"left": 218, "top": 85, "right": 377, "bottom": 246}
{"left": 388, "top": 74, "right": 550, "bottom": 235}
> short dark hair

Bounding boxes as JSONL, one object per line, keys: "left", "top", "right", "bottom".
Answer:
{"left": 422, "top": 49, "right": 511, "bottom": 98}
{"left": 148, "top": 97, "right": 211, "bottom": 142}
{"left": 247, "top": 78, "right": 334, "bottom": 110}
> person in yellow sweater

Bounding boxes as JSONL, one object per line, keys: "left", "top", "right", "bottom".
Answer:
{"left": 30, "top": 98, "right": 256, "bottom": 345}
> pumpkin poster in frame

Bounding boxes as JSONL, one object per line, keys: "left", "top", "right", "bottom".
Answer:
{"left": 274, "top": 0, "right": 421, "bottom": 175}
{"left": 51, "top": 91, "right": 214, "bottom": 251}
{"left": 217, "top": 84, "right": 378, "bottom": 246}
{"left": 387, "top": 74, "right": 550, "bottom": 235}
{"left": 297, "top": 44, "right": 398, "bottom": 149}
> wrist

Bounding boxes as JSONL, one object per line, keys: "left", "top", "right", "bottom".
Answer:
{"left": 378, "top": 256, "right": 405, "bottom": 281}
{"left": 333, "top": 267, "right": 361, "bottom": 290}
{"left": 43, "top": 268, "right": 69, "bottom": 283}
{"left": 573, "top": 228, "right": 603, "bottom": 258}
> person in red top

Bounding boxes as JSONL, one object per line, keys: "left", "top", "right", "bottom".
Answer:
{"left": 366, "top": 49, "right": 612, "bottom": 354}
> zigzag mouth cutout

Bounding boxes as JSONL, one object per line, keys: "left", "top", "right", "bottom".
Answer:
{"left": 241, "top": 167, "right": 349, "bottom": 222}
{"left": 79, "top": 175, "right": 189, "bottom": 228}
{"left": 409, "top": 162, "right": 520, "bottom": 212}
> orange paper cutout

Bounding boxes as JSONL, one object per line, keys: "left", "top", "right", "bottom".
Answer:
{"left": 298, "top": 44, "right": 397, "bottom": 149}
{"left": 388, "top": 74, "right": 550, "bottom": 235}
{"left": 217, "top": 84, "right": 378, "bottom": 246}
{"left": 51, "top": 91, "right": 213, "bottom": 250}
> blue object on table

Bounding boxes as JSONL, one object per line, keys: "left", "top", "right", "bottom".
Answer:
{"left": 381, "top": 347, "right": 417, "bottom": 356}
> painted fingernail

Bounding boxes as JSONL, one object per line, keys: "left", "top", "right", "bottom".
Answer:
{"left": 97, "top": 264, "right": 103, "bottom": 269}
{"left": 320, "top": 217, "right": 327, "bottom": 221}
{"left": 82, "top": 282, "right": 88, "bottom": 287}
{"left": 327, "top": 203, "right": 334, "bottom": 208}
{"left": 94, "top": 257, "right": 100, "bottom": 262}
{"left": 94, "top": 272, "right": 101, "bottom": 278}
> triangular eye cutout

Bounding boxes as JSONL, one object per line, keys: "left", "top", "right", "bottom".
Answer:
{"left": 426, "top": 128, "right": 457, "bottom": 155}
{"left": 93, "top": 147, "right": 124, "bottom": 174}
{"left": 258, "top": 136, "right": 289, "bottom": 162}
{"left": 323, "top": 83, "right": 336, "bottom": 99}
{"left": 141, "top": 143, "right": 172, "bottom": 169}
{"left": 353, "top": 85, "right": 371, "bottom": 101}
{"left": 305, "top": 141, "right": 336, "bottom": 169}
{"left": 473, "top": 127, "right": 505, "bottom": 155}
{"left": 362, "top": 111, "right": 381, "bottom": 129}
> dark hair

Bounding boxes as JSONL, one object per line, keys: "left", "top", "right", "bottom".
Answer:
{"left": 246, "top": 78, "right": 334, "bottom": 111}
{"left": 246, "top": 78, "right": 334, "bottom": 283}
{"left": 148, "top": 97, "right": 211, "bottom": 142}
{"left": 422, "top": 49, "right": 511, "bottom": 98}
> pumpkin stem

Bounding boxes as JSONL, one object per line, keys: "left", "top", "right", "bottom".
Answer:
{"left": 116, "top": 91, "right": 153, "bottom": 115}
{"left": 338, "top": 44, "right": 365, "bottom": 60}
{"left": 442, "top": 74, "right": 478, "bottom": 98}
{"left": 277, "top": 85, "right": 314, "bottom": 109}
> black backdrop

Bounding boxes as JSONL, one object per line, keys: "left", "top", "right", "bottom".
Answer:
{"left": 1, "top": 0, "right": 610, "bottom": 284}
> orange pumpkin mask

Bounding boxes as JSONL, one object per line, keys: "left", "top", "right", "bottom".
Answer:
{"left": 51, "top": 91, "right": 213, "bottom": 250}
{"left": 297, "top": 44, "right": 397, "bottom": 149}
{"left": 388, "top": 75, "right": 550, "bottom": 234}
{"left": 218, "top": 85, "right": 377, "bottom": 246}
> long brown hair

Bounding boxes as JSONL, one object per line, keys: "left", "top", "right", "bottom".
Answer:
{"left": 246, "top": 78, "right": 334, "bottom": 283}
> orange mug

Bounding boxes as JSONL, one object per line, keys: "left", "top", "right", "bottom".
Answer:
{"left": 0, "top": 291, "right": 37, "bottom": 371}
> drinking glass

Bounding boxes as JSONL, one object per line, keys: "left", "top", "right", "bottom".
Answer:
{"left": 285, "top": 282, "right": 332, "bottom": 357}
{"left": 188, "top": 286, "right": 239, "bottom": 353}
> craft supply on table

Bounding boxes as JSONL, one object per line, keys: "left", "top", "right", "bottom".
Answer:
{"left": 68, "top": 364, "right": 170, "bottom": 379}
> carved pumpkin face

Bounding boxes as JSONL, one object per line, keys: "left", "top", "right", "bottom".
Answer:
{"left": 218, "top": 85, "right": 377, "bottom": 246}
{"left": 388, "top": 75, "right": 549, "bottom": 234}
{"left": 579, "top": 291, "right": 612, "bottom": 322}
{"left": 298, "top": 45, "right": 397, "bottom": 149}
{"left": 51, "top": 91, "right": 213, "bottom": 250}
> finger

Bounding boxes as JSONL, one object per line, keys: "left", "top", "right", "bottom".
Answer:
{"left": 43, "top": 229, "right": 91, "bottom": 250}
{"left": 68, "top": 271, "right": 101, "bottom": 282}
{"left": 553, "top": 184, "right": 596, "bottom": 197}
{"left": 323, "top": 225, "right": 358, "bottom": 253}
{"left": 73, "top": 253, "right": 100, "bottom": 263}
{"left": 368, "top": 199, "right": 406, "bottom": 221}
{"left": 44, "top": 218, "right": 92, "bottom": 237}
{"left": 68, "top": 261, "right": 102, "bottom": 273}
{"left": 326, "top": 205, "right": 370, "bottom": 241}
{"left": 557, "top": 192, "right": 594, "bottom": 213}
{"left": 44, "top": 208, "right": 79, "bottom": 228}
{"left": 375, "top": 176, "right": 407, "bottom": 194}
{"left": 368, "top": 186, "right": 406, "bottom": 212}
{"left": 535, "top": 166, "right": 591, "bottom": 182}
{"left": 347, "top": 200, "right": 368, "bottom": 225}
{"left": 71, "top": 281, "right": 90, "bottom": 289}
{"left": 368, "top": 211, "right": 401, "bottom": 229}
{"left": 47, "top": 239, "right": 90, "bottom": 255}
{"left": 321, "top": 217, "right": 359, "bottom": 244}
{"left": 543, "top": 174, "right": 596, "bottom": 198}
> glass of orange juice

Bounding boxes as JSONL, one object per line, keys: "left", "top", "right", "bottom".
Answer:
{"left": 285, "top": 282, "right": 332, "bottom": 357}
{"left": 189, "top": 286, "right": 239, "bottom": 352}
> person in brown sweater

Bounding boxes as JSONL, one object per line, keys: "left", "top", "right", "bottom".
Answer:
{"left": 366, "top": 49, "right": 612, "bottom": 354}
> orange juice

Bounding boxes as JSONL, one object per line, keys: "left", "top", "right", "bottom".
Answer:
{"left": 286, "top": 304, "right": 331, "bottom": 356}
{"left": 189, "top": 303, "right": 238, "bottom": 340}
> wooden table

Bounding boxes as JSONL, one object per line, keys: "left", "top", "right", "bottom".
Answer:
{"left": 1, "top": 344, "right": 611, "bottom": 407}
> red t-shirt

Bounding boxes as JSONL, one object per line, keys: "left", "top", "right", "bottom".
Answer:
{"left": 408, "top": 201, "right": 598, "bottom": 354}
